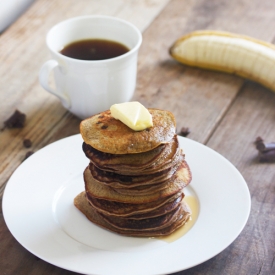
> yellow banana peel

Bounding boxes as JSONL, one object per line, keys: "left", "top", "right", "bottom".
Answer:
{"left": 170, "top": 30, "right": 275, "bottom": 92}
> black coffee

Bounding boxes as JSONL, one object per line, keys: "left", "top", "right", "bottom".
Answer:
{"left": 60, "top": 39, "right": 129, "bottom": 60}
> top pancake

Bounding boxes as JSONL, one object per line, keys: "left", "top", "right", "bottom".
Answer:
{"left": 80, "top": 108, "right": 176, "bottom": 154}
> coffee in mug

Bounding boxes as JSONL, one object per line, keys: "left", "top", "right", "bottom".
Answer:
{"left": 60, "top": 39, "right": 130, "bottom": 60}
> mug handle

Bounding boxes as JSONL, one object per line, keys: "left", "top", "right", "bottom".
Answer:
{"left": 39, "top": 60, "right": 71, "bottom": 108}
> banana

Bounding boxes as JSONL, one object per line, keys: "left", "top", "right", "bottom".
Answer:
{"left": 169, "top": 30, "right": 275, "bottom": 92}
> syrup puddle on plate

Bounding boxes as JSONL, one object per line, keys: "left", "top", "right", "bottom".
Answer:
{"left": 157, "top": 196, "right": 199, "bottom": 243}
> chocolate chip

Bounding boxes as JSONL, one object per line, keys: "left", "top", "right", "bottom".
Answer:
{"left": 178, "top": 127, "right": 190, "bottom": 137}
{"left": 23, "top": 139, "right": 32, "bottom": 148}
{"left": 255, "top": 137, "right": 275, "bottom": 163}
{"left": 101, "top": 125, "right": 108, "bottom": 129}
{"left": 255, "top": 136, "right": 275, "bottom": 152}
{"left": 4, "top": 110, "right": 26, "bottom": 128}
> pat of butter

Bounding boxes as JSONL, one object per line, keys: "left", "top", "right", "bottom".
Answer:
{"left": 110, "top": 102, "right": 153, "bottom": 131}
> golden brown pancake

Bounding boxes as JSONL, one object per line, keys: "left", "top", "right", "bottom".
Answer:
{"left": 86, "top": 192, "right": 183, "bottom": 217}
{"left": 80, "top": 109, "right": 176, "bottom": 154}
{"left": 124, "top": 194, "right": 184, "bottom": 220}
{"left": 84, "top": 135, "right": 181, "bottom": 176}
{"left": 92, "top": 148, "right": 182, "bottom": 177}
{"left": 99, "top": 205, "right": 182, "bottom": 231}
{"left": 112, "top": 161, "right": 190, "bottom": 196}
{"left": 83, "top": 141, "right": 166, "bottom": 169}
{"left": 74, "top": 192, "right": 191, "bottom": 237}
{"left": 88, "top": 162, "right": 180, "bottom": 188}
{"left": 84, "top": 162, "right": 192, "bottom": 204}
{"left": 112, "top": 180, "right": 175, "bottom": 196}
{"left": 105, "top": 160, "right": 191, "bottom": 196}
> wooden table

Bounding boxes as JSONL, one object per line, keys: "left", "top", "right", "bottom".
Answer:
{"left": 1, "top": 0, "right": 275, "bottom": 274}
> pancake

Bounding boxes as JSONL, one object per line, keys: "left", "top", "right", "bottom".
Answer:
{"left": 86, "top": 192, "right": 183, "bottom": 217}
{"left": 113, "top": 179, "right": 174, "bottom": 196}
{"left": 109, "top": 161, "right": 191, "bottom": 196}
{"left": 126, "top": 193, "right": 183, "bottom": 219}
{"left": 80, "top": 109, "right": 176, "bottom": 154}
{"left": 95, "top": 148, "right": 182, "bottom": 176}
{"left": 74, "top": 192, "right": 191, "bottom": 237}
{"left": 99, "top": 204, "right": 182, "bottom": 231}
{"left": 84, "top": 162, "right": 192, "bottom": 204}
{"left": 87, "top": 136, "right": 181, "bottom": 176}
{"left": 88, "top": 162, "right": 180, "bottom": 188}
{"left": 83, "top": 135, "right": 179, "bottom": 171}
{"left": 83, "top": 142, "right": 166, "bottom": 169}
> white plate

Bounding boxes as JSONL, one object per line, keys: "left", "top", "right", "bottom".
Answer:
{"left": 3, "top": 134, "right": 251, "bottom": 275}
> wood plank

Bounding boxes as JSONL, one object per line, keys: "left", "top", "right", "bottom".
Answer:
{"left": 0, "top": 0, "right": 170, "bottom": 196}
{"left": 206, "top": 83, "right": 275, "bottom": 275}
{"left": 174, "top": 83, "right": 275, "bottom": 275}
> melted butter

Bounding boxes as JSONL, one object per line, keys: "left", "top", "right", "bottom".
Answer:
{"left": 157, "top": 196, "right": 199, "bottom": 243}
{"left": 110, "top": 102, "right": 153, "bottom": 131}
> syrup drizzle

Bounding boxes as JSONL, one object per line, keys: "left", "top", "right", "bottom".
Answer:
{"left": 157, "top": 196, "right": 199, "bottom": 243}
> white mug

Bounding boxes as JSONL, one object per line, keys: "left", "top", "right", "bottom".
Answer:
{"left": 39, "top": 15, "right": 142, "bottom": 119}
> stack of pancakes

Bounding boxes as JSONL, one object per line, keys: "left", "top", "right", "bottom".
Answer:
{"left": 74, "top": 108, "right": 192, "bottom": 237}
